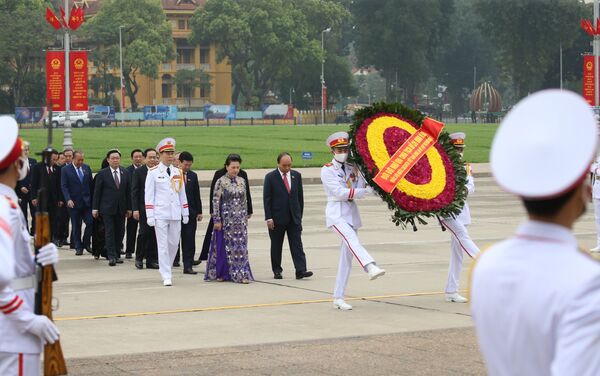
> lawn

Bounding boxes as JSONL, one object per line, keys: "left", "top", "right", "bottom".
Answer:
{"left": 19, "top": 123, "right": 498, "bottom": 171}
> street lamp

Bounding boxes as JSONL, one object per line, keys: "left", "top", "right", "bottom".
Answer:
{"left": 321, "top": 27, "right": 331, "bottom": 125}
{"left": 119, "top": 25, "right": 126, "bottom": 121}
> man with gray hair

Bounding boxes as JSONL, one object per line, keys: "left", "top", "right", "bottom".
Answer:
{"left": 15, "top": 140, "right": 36, "bottom": 233}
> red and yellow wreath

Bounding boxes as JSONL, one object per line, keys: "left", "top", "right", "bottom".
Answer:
{"left": 349, "top": 102, "right": 467, "bottom": 229}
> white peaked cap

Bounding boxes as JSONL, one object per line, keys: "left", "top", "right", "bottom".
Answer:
{"left": 490, "top": 89, "right": 597, "bottom": 199}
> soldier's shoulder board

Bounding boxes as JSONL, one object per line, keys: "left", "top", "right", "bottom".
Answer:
{"left": 324, "top": 163, "right": 333, "bottom": 167}
{"left": 3, "top": 195, "right": 18, "bottom": 210}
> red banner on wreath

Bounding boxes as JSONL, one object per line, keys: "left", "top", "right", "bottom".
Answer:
{"left": 46, "top": 51, "right": 66, "bottom": 111}
{"left": 70, "top": 51, "right": 88, "bottom": 111}
{"left": 583, "top": 55, "right": 597, "bottom": 106}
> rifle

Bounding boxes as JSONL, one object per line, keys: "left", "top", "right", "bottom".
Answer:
{"left": 34, "top": 106, "right": 67, "bottom": 375}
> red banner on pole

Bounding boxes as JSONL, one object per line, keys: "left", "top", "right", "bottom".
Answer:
{"left": 70, "top": 51, "right": 88, "bottom": 111}
{"left": 322, "top": 85, "right": 327, "bottom": 110}
{"left": 46, "top": 51, "right": 66, "bottom": 111}
{"left": 583, "top": 55, "right": 596, "bottom": 106}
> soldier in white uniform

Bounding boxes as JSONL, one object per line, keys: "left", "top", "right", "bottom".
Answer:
{"left": 145, "top": 138, "right": 189, "bottom": 286}
{"left": 590, "top": 155, "right": 600, "bottom": 252}
{"left": 471, "top": 90, "right": 600, "bottom": 375}
{"left": 321, "top": 132, "right": 385, "bottom": 311}
{"left": 0, "top": 116, "right": 60, "bottom": 376}
{"left": 439, "top": 132, "right": 480, "bottom": 303}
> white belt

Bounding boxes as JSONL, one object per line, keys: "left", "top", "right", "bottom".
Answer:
{"left": 10, "top": 275, "right": 36, "bottom": 291}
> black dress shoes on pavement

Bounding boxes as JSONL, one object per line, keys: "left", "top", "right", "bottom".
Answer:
{"left": 146, "top": 262, "right": 159, "bottom": 269}
{"left": 116, "top": 258, "right": 124, "bottom": 264}
{"left": 296, "top": 271, "right": 314, "bottom": 280}
{"left": 125, "top": 253, "right": 133, "bottom": 259}
{"left": 173, "top": 261, "right": 181, "bottom": 267}
{"left": 108, "top": 259, "right": 116, "bottom": 266}
{"left": 135, "top": 261, "right": 143, "bottom": 269}
{"left": 193, "top": 259, "right": 202, "bottom": 266}
{"left": 274, "top": 273, "right": 283, "bottom": 280}
{"left": 183, "top": 268, "right": 198, "bottom": 275}
{"left": 75, "top": 249, "right": 83, "bottom": 256}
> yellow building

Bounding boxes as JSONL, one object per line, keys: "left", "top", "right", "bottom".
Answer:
{"left": 82, "top": 0, "right": 231, "bottom": 108}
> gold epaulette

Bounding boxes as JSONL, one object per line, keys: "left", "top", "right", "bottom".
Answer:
{"left": 149, "top": 165, "right": 158, "bottom": 171}
{"left": 4, "top": 195, "right": 17, "bottom": 210}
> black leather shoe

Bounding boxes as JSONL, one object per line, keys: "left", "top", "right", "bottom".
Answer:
{"left": 135, "top": 261, "right": 143, "bottom": 269}
{"left": 85, "top": 247, "right": 92, "bottom": 254}
{"left": 183, "top": 268, "right": 198, "bottom": 275}
{"left": 108, "top": 259, "right": 116, "bottom": 266}
{"left": 296, "top": 271, "right": 314, "bottom": 279}
{"left": 94, "top": 254, "right": 100, "bottom": 260}
{"left": 116, "top": 258, "right": 124, "bottom": 264}
{"left": 146, "top": 263, "right": 159, "bottom": 269}
{"left": 125, "top": 253, "right": 133, "bottom": 259}
{"left": 274, "top": 273, "right": 283, "bottom": 280}
{"left": 193, "top": 259, "right": 202, "bottom": 266}
{"left": 173, "top": 261, "right": 180, "bottom": 267}
{"left": 75, "top": 249, "right": 83, "bottom": 256}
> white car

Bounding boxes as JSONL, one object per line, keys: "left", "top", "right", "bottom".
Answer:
{"left": 45, "top": 111, "right": 89, "bottom": 128}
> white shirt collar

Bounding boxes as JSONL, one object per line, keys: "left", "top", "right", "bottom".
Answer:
{"left": 514, "top": 220, "right": 577, "bottom": 245}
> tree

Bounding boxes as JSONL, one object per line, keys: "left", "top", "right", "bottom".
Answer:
{"left": 189, "top": 0, "right": 352, "bottom": 108}
{"left": 0, "top": 0, "right": 55, "bottom": 112}
{"left": 474, "top": 0, "right": 585, "bottom": 99}
{"left": 81, "top": 0, "right": 175, "bottom": 111}
{"left": 174, "top": 68, "right": 211, "bottom": 108}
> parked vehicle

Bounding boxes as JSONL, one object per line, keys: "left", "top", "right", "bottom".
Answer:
{"left": 88, "top": 105, "right": 115, "bottom": 127}
{"left": 45, "top": 111, "right": 89, "bottom": 128}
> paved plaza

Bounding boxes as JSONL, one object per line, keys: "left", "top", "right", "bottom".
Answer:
{"left": 53, "top": 164, "right": 599, "bottom": 375}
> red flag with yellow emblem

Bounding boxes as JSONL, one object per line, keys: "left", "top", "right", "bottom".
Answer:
{"left": 68, "top": 5, "right": 85, "bottom": 31}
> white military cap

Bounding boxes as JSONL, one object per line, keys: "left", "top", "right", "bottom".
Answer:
{"left": 449, "top": 132, "right": 466, "bottom": 147}
{"left": 0, "top": 116, "right": 22, "bottom": 170}
{"left": 157, "top": 137, "right": 176, "bottom": 153}
{"left": 327, "top": 131, "right": 349, "bottom": 148}
{"left": 490, "top": 89, "right": 597, "bottom": 199}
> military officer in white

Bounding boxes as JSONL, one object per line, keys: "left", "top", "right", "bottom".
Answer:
{"left": 145, "top": 138, "right": 189, "bottom": 286}
{"left": 321, "top": 132, "right": 385, "bottom": 311}
{"left": 0, "top": 116, "right": 60, "bottom": 375}
{"left": 471, "top": 90, "right": 600, "bottom": 375}
{"left": 589, "top": 155, "right": 600, "bottom": 251}
{"left": 439, "top": 132, "right": 479, "bottom": 303}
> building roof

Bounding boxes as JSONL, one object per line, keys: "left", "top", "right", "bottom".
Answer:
{"left": 73, "top": 0, "right": 204, "bottom": 15}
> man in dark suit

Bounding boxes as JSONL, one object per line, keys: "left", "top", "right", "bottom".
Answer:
{"left": 263, "top": 152, "right": 312, "bottom": 280}
{"left": 31, "top": 148, "right": 63, "bottom": 244}
{"left": 15, "top": 140, "right": 37, "bottom": 233}
{"left": 132, "top": 148, "right": 159, "bottom": 269}
{"left": 178, "top": 152, "right": 202, "bottom": 274}
{"left": 60, "top": 149, "right": 74, "bottom": 248}
{"left": 61, "top": 150, "right": 94, "bottom": 256}
{"left": 92, "top": 149, "right": 132, "bottom": 266}
{"left": 125, "top": 149, "right": 144, "bottom": 259}
{"left": 196, "top": 154, "right": 253, "bottom": 264}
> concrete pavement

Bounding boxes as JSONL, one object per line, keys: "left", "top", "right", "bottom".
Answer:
{"left": 51, "top": 168, "right": 598, "bottom": 375}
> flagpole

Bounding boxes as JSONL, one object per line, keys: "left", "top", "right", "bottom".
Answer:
{"left": 63, "top": 0, "right": 73, "bottom": 149}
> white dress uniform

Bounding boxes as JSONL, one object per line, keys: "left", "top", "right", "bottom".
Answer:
{"left": 590, "top": 157, "right": 600, "bottom": 250}
{"left": 471, "top": 90, "right": 600, "bottom": 375}
{"left": 321, "top": 132, "right": 384, "bottom": 307}
{"left": 145, "top": 161, "right": 189, "bottom": 283}
{"left": 440, "top": 133, "right": 480, "bottom": 298}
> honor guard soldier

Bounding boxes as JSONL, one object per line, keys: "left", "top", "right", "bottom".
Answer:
{"left": 471, "top": 90, "right": 600, "bottom": 375}
{"left": 0, "top": 116, "right": 60, "bottom": 375}
{"left": 321, "top": 131, "right": 385, "bottom": 311}
{"left": 439, "top": 132, "right": 480, "bottom": 303}
{"left": 590, "top": 155, "right": 600, "bottom": 252}
{"left": 145, "top": 138, "right": 189, "bottom": 286}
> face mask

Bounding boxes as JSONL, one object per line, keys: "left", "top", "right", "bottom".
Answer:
{"left": 17, "top": 156, "right": 29, "bottom": 181}
{"left": 334, "top": 153, "right": 348, "bottom": 163}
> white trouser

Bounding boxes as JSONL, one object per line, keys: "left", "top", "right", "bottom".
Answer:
{"left": 0, "top": 352, "right": 40, "bottom": 376}
{"left": 594, "top": 199, "right": 600, "bottom": 247}
{"left": 440, "top": 218, "right": 480, "bottom": 293}
{"left": 330, "top": 222, "right": 375, "bottom": 299}
{"left": 155, "top": 219, "right": 181, "bottom": 281}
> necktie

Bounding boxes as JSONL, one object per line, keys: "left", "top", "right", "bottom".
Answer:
{"left": 283, "top": 173, "right": 291, "bottom": 194}
{"left": 184, "top": 173, "right": 187, "bottom": 186}
{"left": 47, "top": 166, "right": 52, "bottom": 175}
{"left": 77, "top": 168, "right": 84, "bottom": 183}
{"left": 113, "top": 170, "right": 120, "bottom": 189}
{"left": 167, "top": 167, "right": 171, "bottom": 176}
{"left": 341, "top": 164, "right": 345, "bottom": 173}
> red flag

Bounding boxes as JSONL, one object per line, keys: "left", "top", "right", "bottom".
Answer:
{"left": 45, "top": 8, "right": 62, "bottom": 30}
{"left": 596, "top": 17, "right": 600, "bottom": 35}
{"left": 68, "top": 5, "right": 85, "bottom": 30}
{"left": 59, "top": 6, "right": 68, "bottom": 28}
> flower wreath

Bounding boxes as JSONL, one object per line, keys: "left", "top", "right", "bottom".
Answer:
{"left": 348, "top": 102, "right": 467, "bottom": 229}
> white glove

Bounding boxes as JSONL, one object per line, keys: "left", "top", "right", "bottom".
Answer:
{"left": 147, "top": 217, "right": 155, "bottom": 227}
{"left": 25, "top": 315, "right": 60, "bottom": 344}
{"left": 182, "top": 216, "right": 189, "bottom": 225}
{"left": 37, "top": 243, "right": 59, "bottom": 266}
{"left": 365, "top": 186, "right": 375, "bottom": 195}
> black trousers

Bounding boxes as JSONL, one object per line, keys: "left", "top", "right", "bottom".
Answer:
{"left": 19, "top": 198, "right": 35, "bottom": 234}
{"left": 55, "top": 205, "right": 69, "bottom": 244}
{"left": 199, "top": 218, "right": 214, "bottom": 261}
{"left": 269, "top": 221, "right": 307, "bottom": 275}
{"left": 126, "top": 217, "right": 138, "bottom": 254}
{"left": 136, "top": 215, "right": 158, "bottom": 264}
{"left": 181, "top": 218, "right": 197, "bottom": 269}
{"left": 103, "top": 213, "right": 125, "bottom": 261}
